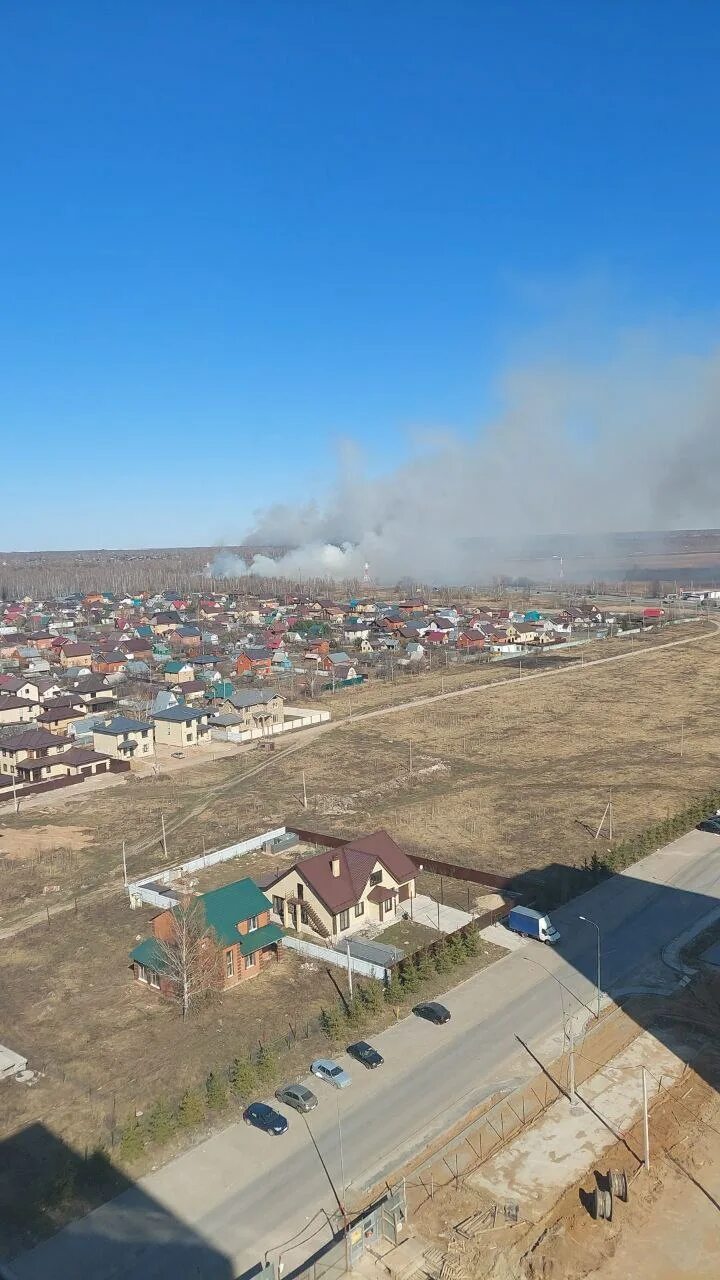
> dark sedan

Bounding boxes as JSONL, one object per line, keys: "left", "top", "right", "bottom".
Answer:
{"left": 412, "top": 1001, "right": 451, "bottom": 1025}
{"left": 347, "top": 1041, "right": 384, "bottom": 1069}
{"left": 697, "top": 817, "right": 720, "bottom": 834}
{"left": 243, "top": 1102, "right": 289, "bottom": 1135}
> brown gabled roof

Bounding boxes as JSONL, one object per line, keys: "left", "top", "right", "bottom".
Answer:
{"left": 275, "top": 829, "right": 416, "bottom": 914}
{"left": 0, "top": 728, "right": 70, "bottom": 752}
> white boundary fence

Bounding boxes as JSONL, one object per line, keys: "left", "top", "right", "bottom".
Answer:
{"left": 211, "top": 707, "right": 330, "bottom": 743}
{"left": 283, "top": 935, "right": 390, "bottom": 981}
{"left": 126, "top": 826, "right": 287, "bottom": 909}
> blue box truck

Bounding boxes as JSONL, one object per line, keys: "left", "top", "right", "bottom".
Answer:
{"left": 507, "top": 906, "right": 561, "bottom": 944}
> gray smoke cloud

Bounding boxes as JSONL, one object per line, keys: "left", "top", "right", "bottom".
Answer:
{"left": 212, "top": 334, "right": 720, "bottom": 584}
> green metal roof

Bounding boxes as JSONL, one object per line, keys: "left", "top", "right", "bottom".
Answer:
{"left": 237, "top": 920, "right": 283, "bottom": 955}
{"left": 129, "top": 937, "right": 168, "bottom": 971}
{"left": 201, "top": 878, "right": 274, "bottom": 945}
{"left": 163, "top": 659, "right": 190, "bottom": 673}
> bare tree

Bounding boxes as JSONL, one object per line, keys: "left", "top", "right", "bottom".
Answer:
{"left": 154, "top": 897, "right": 223, "bottom": 1020}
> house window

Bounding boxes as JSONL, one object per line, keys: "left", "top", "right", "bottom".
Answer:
{"left": 354, "top": 901, "right": 364, "bottom": 918}
{"left": 339, "top": 909, "right": 350, "bottom": 930}
{"left": 225, "top": 949, "right": 235, "bottom": 979}
{"left": 186, "top": 732, "right": 192, "bottom": 742}
{"left": 245, "top": 950, "right": 256, "bottom": 969}
{"left": 137, "top": 964, "right": 147, "bottom": 983}
{"left": 149, "top": 970, "right": 160, "bottom": 989}
{"left": 248, "top": 915, "right": 258, "bottom": 932}
{"left": 369, "top": 870, "right": 382, "bottom": 886}
{"left": 272, "top": 895, "right": 284, "bottom": 917}
{"left": 297, "top": 883, "right": 304, "bottom": 900}
{"left": 384, "top": 898, "right": 394, "bottom": 917}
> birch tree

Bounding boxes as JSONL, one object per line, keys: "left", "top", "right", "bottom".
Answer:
{"left": 154, "top": 897, "right": 223, "bottom": 1020}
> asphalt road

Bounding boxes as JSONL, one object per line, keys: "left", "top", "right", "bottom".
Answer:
{"left": 10, "top": 829, "right": 720, "bottom": 1280}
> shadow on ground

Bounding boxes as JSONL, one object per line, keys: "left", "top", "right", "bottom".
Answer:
{"left": 0, "top": 1123, "right": 234, "bottom": 1279}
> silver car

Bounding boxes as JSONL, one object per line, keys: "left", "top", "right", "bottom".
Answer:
{"left": 275, "top": 1083, "right": 318, "bottom": 1113}
{"left": 310, "top": 1058, "right": 351, "bottom": 1089}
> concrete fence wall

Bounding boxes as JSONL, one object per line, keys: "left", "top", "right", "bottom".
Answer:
{"left": 126, "top": 826, "right": 287, "bottom": 909}
{"left": 283, "top": 934, "right": 390, "bottom": 981}
{"left": 210, "top": 707, "right": 330, "bottom": 743}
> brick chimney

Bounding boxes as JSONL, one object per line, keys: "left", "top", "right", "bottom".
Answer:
{"left": 330, "top": 855, "right": 341, "bottom": 878}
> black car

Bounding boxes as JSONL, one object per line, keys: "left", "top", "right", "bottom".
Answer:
{"left": 347, "top": 1041, "right": 384, "bottom": 1069}
{"left": 243, "top": 1102, "right": 289, "bottom": 1135}
{"left": 412, "top": 1001, "right": 451, "bottom": 1025}
{"left": 697, "top": 818, "right": 720, "bottom": 834}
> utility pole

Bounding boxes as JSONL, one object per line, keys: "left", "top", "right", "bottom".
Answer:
{"left": 161, "top": 813, "right": 168, "bottom": 857}
{"left": 680, "top": 719, "right": 685, "bottom": 759}
{"left": 408, "top": 740, "right": 413, "bottom": 777}
{"left": 642, "top": 1066, "right": 650, "bottom": 1170}
{"left": 302, "top": 770, "right": 308, "bottom": 809}
{"left": 122, "top": 839, "right": 128, "bottom": 886}
{"left": 11, "top": 772, "right": 19, "bottom": 814}
{"left": 346, "top": 939, "right": 353, "bottom": 1001}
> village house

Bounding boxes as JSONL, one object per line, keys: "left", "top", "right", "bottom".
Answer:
{"left": 152, "top": 704, "right": 211, "bottom": 748}
{"left": 235, "top": 647, "right": 273, "bottom": 678}
{"left": 163, "top": 660, "right": 195, "bottom": 685}
{"left": 171, "top": 679, "right": 206, "bottom": 703}
{"left": 267, "top": 830, "right": 417, "bottom": 940}
{"left": 0, "top": 728, "right": 71, "bottom": 779}
{"left": 219, "top": 689, "right": 284, "bottom": 730}
{"left": 57, "top": 747, "right": 114, "bottom": 778}
{"left": 0, "top": 696, "right": 40, "bottom": 726}
{"left": 59, "top": 641, "right": 94, "bottom": 669}
{"left": 92, "top": 649, "right": 127, "bottom": 676}
{"left": 129, "top": 878, "right": 283, "bottom": 995}
{"left": 35, "top": 703, "right": 86, "bottom": 734}
{"left": 93, "top": 715, "right": 155, "bottom": 761}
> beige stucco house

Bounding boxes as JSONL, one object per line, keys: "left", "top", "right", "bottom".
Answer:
{"left": 152, "top": 705, "right": 211, "bottom": 748}
{"left": 92, "top": 715, "right": 155, "bottom": 761}
{"left": 267, "top": 830, "right": 416, "bottom": 940}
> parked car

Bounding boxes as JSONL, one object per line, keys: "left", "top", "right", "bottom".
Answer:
{"left": 347, "top": 1041, "right": 384, "bottom": 1069}
{"left": 412, "top": 1001, "right": 451, "bottom": 1025}
{"left": 697, "top": 818, "right": 720, "bottom": 834}
{"left": 243, "top": 1102, "right": 289, "bottom": 1135}
{"left": 310, "top": 1058, "right": 351, "bottom": 1089}
{"left": 275, "top": 1083, "right": 318, "bottom": 1113}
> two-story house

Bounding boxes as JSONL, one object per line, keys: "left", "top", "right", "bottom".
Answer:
{"left": 92, "top": 715, "right": 155, "bottom": 760}
{"left": 129, "top": 878, "right": 283, "bottom": 995}
{"left": 152, "top": 704, "right": 211, "bottom": 748}
{"left": 267, "top": 830, "right": 416, "bottom": 940}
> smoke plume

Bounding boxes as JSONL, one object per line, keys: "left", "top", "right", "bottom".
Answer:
{"left": 212, "top": 332, "right": 720, "bottom": 584}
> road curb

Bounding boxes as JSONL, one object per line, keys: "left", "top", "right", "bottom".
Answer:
{"left": 661, "top": 903, "right": 720, "bottom": 981}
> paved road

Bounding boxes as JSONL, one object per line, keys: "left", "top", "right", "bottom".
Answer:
{"left": 10, "top": 828, "right": 720, "bottom": 1280}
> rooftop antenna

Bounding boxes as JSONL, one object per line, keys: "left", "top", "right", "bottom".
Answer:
{"left": 362, "top": 562, "right": 371, "bottom": 587}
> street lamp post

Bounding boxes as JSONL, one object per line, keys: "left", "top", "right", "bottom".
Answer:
{"left": 578, "top": 914, "right": 602, "bottom": 1019}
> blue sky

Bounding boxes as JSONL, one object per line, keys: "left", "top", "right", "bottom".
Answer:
{"left": 2, "top": 2, "right": 720, "bottom": 550}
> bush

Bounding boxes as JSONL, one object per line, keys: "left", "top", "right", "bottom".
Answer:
{"left": 399, "top": 961, "right": 419, "bottom": 993}
{"left": 415, "top": 950, "right": 435, "bottom": 982}
{"left": 320, "top": 1005, "right": 346, "bottom": 1041}
{"left": 178, "top": 1088, "right": 205, "bottom": 1129}
{"left": 384, "top": 974, "right": 405, "bottom": 1006}
{"left": 461, "top": 928, "right": 479, "bottom": 958}
{"left": 444, "top": 934, "right": 465, "bottom": 966}
{"left": 347, "top": 997, "right": 368, "bottom": 1027}
{"left": 147, "top": 1097, "right": 177, "bottom": 1145}
{"left": 229, "top": 1056, "right": 257, "bottom": 1097}
{"left": 119, "top": 1118, "right": 145, "bottom": 1161}
{"left": 206, "top": 1072, "right": 228, "bottom": 1112}
{"left": 359, "top": 980, "right": 384, "bottom": 1013}
{"left": 256, "top": 1045, "right": 277, "bottom": 1086}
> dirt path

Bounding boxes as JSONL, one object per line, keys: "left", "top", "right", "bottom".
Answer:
{"left": 2, "top": 621, "right": 717, "bottom": 942}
